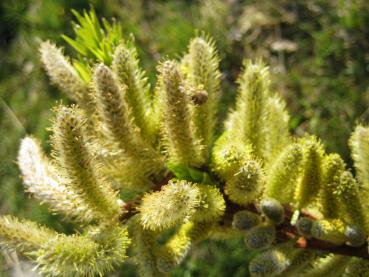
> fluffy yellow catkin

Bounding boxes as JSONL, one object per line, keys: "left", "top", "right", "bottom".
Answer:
{"left": 129, "top": 216, "right": 161, "bottom": 277}
{"left": 185, "top": 36, "right": 221, "bottom": 159}
{"left": 211, "top": 131, "right": 253, "bottom": 178}
{"left": 51, "top": 105, "right": 121, "bottom": 221}
{"left": 225, "top": 160, "right": 265, "bottom": 205}
{"left": 112, "top": 43, "right": 153, "bottom": 141}
{"left": 17, "top": 137, "right": 95, "bottom": 222}
{"left": 335, "top": 171, "right": 367, "bottom": 230}
{"left": 93, "top": 64, "right": 164, "bottom": 186}
{"left": 157, "top": 60, "right": 203, "bottom": 167}
{"left": 156, "top": 221, "right": 212, "bottom": 274}
{"left": 0, "top": 216, "right": 56, "bottom": 253}
{"left": 266, "top": 143, "right": 303, "bottom": 204}
{"left": 349, "top": 125, "right": 369, "bottom": 189}
{"left": 138, "top": 180, "right": 201, "bottom": 231}
{"left": 319, "top": 153, "right": 345, "bottom": 219}
{"left": 35, "top": 225, "right": 130, "bottom": 277}
{"left": 227, "top": 60, "right": 270, "bottom": 160}
{"left": 39, "top": 41, "right": 92, "bottom": 110}
{"left": 294, "top": 137, "right": 324, "bottom": 209}
{"left": 264, "top": 95, "right": 290, "bottom": 166}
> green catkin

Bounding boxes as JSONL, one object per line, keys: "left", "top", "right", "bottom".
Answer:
{"left": 225, "top": 160, "right": 265, "bottom": 205}
{"left": 186, "top": 36, "right": 221, "bottom": 159}
{"left": 18, "top": 137, "right": 95, "bottom": 222}
{"left": 249, "top": 247, "right": 291, "bottom": 277}
{"left": 8, "top": 19, "right": 369, "bottom": 276}
{"left": 51, "top": 106, "right": 121, "bottom": 221}
{"left": 244, "top": 224, "right": 276, "bottom": 251}
{"left": 130, "top": 217, "right": 161, "bottom": 277}
{"left": 264, "top": 95, "right": 290, "bottom": 166}
{"left": 232, "top": 211, "right": 262, "bottom": 231}
{"left": 294, "top": 137, "right": 324, "bottom": 209}
{"left": 94, "top": 64, "right": 163, "bottom": 166}
{"left": 227, "top": 60, "right": 270, "bottom": 160}
{"left": 310, "top": 219, "right": 346, "bottom": 245}
{"left": 93, "top": 64, "right": 164, "bottom": 186}
{"left": 35, "top": 226, "right": 130, "bottom": 277}
{"left": 0, "top": 216, "right": 56, "bottom": 253}
{"left": 192, "top": 185, "right": 226, "bottom": 223}
{"left": 266, "top": 143, "right": 303, "bottom": 204}
{"left": 156, "top": 221, "right": 212, "bottom": 273}
{"left": 259, "top": 198, "right": 285, "bottom": 225}
{"left": 39, "top": 41, "right": 92, "bottom": 110}
{"left": 138, "top": 180, "right": 201, "bottom": 231}
{"left": 112, "top": 43, "right": 153, "bottom": 141}
{"left": 349, "top": 125, "right": 369, "bottom": 189}
{"left": 302, "top": 255, "right": 350, "bottom": 277}
{"left": 93, "top": 63, "right": 139, "bottom": 149}
{"left": 336, "top": 171, "right": 366, "bottom": 230}
{"left": 319, "top": 153, "right": 346, "bottom": 219}
{"left": 157, "top": 60, "right": 203, "bottom": 167}
{"left": 211, "top": 131, "right": 253, "bottom": 179}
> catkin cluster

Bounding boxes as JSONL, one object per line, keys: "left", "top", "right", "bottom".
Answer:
{"left": 1, "top": 9, "right": 369, "bottom": 277}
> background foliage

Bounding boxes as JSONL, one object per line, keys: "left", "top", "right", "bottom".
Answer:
{"left": 0, "top": 0, "right": 368, "bottom": 275}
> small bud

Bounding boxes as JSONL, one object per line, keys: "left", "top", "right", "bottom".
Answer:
{"left": 296, "top": 217, "right": 313, "bottom": 238}
{"left": 345, "top": 225, "right": 366, "bottom": 247}
{"left": 232, "top": 211, "right": 261, "bottom": 231}
{"left": 249, "top": 248, "right": 290, "bottom": 277}
{"left": 260, "top": 198, "right": 285, "bottom": 225}
{"left": 244, "top": 224, "right": 276, "bottom": 251}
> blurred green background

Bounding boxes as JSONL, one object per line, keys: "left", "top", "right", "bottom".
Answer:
{"left": 0, "top": 0, "right": 368, "bottom": 275}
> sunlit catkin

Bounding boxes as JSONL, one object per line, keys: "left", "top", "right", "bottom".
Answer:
{"left": 227, "top": 60, "right": 270, "bottom": 160}
{"left": 157, "top": 60, "right": 203, "bottom": 167}
{"left": 294, "top": 137, "right": 324, "bottom": 209}
{"left": 39, "top": 41, "right": 92, "bottom": 110}
{"left": 112, "top": 43, "right": 153, "bottom": 140}
{"left": 51, "top": 105, "right": 121, "bottom": 221}
{"left": 186, "top": 36, "right": 221, "bottom": 159}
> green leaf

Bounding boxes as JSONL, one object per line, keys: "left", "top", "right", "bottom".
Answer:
{"left": 167, "top": 163, "right": 191, "bottom": 180}
{"left": 167, "top": 163, "right": 215, "bottom": 185}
